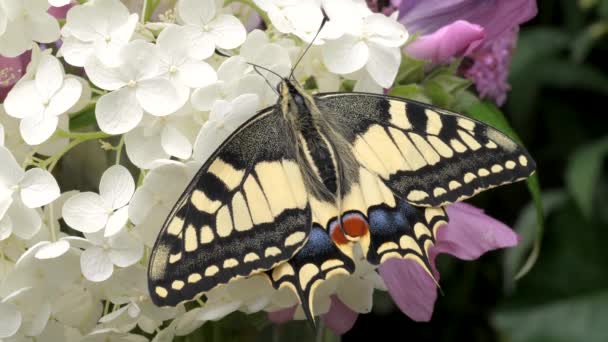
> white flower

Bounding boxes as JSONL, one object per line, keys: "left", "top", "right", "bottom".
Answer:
{"left": 129, "top": 162, "right": 195, "bottom": 247}
{"left": 192, "top": 93, "right": 259, "bottom": 164}
{"left": 62, "top": 165, "right": 134, "bottom": 237}
{"left": 79, "top": 230, "right": 143, "bottom": 282}
{"left": 0, "top": 288, "right": 51, "bottom": 339}
{"left": 85, "top": 40, "right": 184, "bottom": 134}
{"left": 125, "top": 104, "right": 202, "bottom": 169}
{"left": 98, "top": 266, "right": 177, "bottom": 334}
{"left": 321, "top": 0, "right": 408, "bottom": 88}
{"left": 0, "top": 0, "right": 60, "bottom": 57}
{"left": 156, "top": 24, "right": 218, "bottom": 106}
{"left": 239, "top": 29, "right": 294, "bottom": 105}
{"left": 176, "top": 0, "right": 247, "bottom": 60}
{"left": 60, "top": 0, "right": 138, "bottom": 67}
{"left": 253, "top": 0, "right": 329, "bottom": 43}
{"left": 48, "top": 0, "right": 71, "bottom": 7}
{"left": 4, "top": 54, "right": 82, "bottom": 145}
{"left": 81, "top": 328, "right": 148, "bottom": 342}
{"left": 191, "top": 56, "right": 263, "bottom": 112}
{"left": 0, "top": 146, "right": 60, "bottom": 240}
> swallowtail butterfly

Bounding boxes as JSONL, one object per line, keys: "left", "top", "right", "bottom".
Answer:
{"left": 147, "top": 19, "right": 536, "bottom": 322}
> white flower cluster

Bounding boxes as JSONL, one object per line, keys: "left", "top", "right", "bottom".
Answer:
{"left": 0, "top": 0, "right": 409, "bottom": 340}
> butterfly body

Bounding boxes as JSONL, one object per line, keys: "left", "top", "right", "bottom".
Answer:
{"left": 148, "top": 78, "right": 535, "bottom": 323}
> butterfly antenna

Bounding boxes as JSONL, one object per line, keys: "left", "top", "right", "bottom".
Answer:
{"left": 253, "top": 66, "right": 280, "bottom": 96}
{"left": 215, "top": 49, "right": 284, "bottom": 81}
{"left": 289, "top": 13, "right": 329, "bottom": 81}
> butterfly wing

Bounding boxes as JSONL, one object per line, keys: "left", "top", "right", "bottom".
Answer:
{"left": 315, "top": 93, "right": 536, "bottom": 207}
{"left": 148, "top": 107, "right": 312, "bottom": 306}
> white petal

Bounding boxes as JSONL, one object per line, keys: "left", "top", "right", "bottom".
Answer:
{"left": 177, "top": 0, "right": 216, "bottom": 26}
{"left": 19, "top": 112, "right": 58, "bottom": 145}
{"left": 108, "top": 231, "right": 143, "bottom": 267}
{"left": 217, "top": 56, "right": 248, "bottom": 83}
{"left": 0, "top": 302, "right": 22, "bottom": 338}
{"left": 4, "top": 81, "right": 44, "bottom": 119}
{"left": 0, "top": 215, "right": 12, "bottom": 241}
{"left": 197, "top": 300, "right": 242, "bottom": 321}
{"left": 0, "top": 18, "right": 32, "bottom": 58}
{"left": 35, "top": 54, "right": 64, "bottom": 99}
{"left": 118, "top": 40, "right": 161, "bottom": 80}
{"left": 19, "top": 168, "right": 60, "bottom": 208}
{"left": 45, "top": 78, "right": 83, "bottom": 117}
{"left": 62, "top": 192, "right": 108, "bottom": 233}
{"left": 136, "top": 78, "right": 184, "bottom": 116}
{"left": 0, "top": 145, "right": 25, "bottom": 188}
{"left": 99, "top": 165, "right": 134, "bottom": 209}
{"left": 161, "top": 125, "right": 192, "bottom": 160}
{"left": 7, "top": 198, "right": 42, "bottom": 239}
{"left": 337, "top": 277, "right": 374, "bottom": 313}
{"left": 48, "top": 0, "right": 71, "bottom": 6}
{"left": 178, "top": 61, "right": 217, "bottom": 89}
{"left": 34, "top": 240, "right": 70, "bottom": 259}
{"left": 322, "top": 35, "right": 369, "bottom": 74}
{"left": 365, "top": 13, "right": 409, "bottom": 48}
{"left": 354, "top": 70, "right": 384, "bottom": 93}
{"left": 60, "top": 37, "right": 95, "bottom": 68}
{"left": 27, "top": 11, "right": 60, "bottom": 44}
{"left": 209, "top": 15, "right": 246, "bottom": 49}
{"left": 156, "top": 24, "right": 190, "bottom": 58}
{"left": 228, "top": 93, "right": 260, "bottom": 129}
{"left": 124, "top": 128, "right": 169, "bottom": 169}
{"left": 96, "top": 87, "right": 143, "bottom": 134}
{"left": 366, "top": 43, "right": 401, "bottom": 88}
{"left": 127, "top": 187, "right": 154, "bottom": 225}
{"left": 84, "top": 57, "right": 127, "bottom": 91}
{"left": 190, "top": 82, "right": 222, "bottom": 111}
{"left": 104, "top": 206, "right": 129, "bottom": 237}
{"left": 187, "top": 30, "right": 215, "bottom": 60}
{"left": 80, "top": 246, "right": 114, "bottom": 282}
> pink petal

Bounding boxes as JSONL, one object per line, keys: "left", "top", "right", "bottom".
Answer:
{"left": 0, "top": 52, "right": 30, "bottom": 101}
{"left": 321, "top": 296, "right": 358, "bottom": 335}
{"left": 48, "top": 3, "right": 74, "bottom": 20}
{"left": 405, "top": 20, "right": 484, "bottom": 63}
{"left": 433, "top": 203, "right": 520, "bottom": 260}
{"left": 267, "top": 306, "right": 296, "bottom": 324}
{"left": 378, "top": 258, "right": 437, "bottom": 322}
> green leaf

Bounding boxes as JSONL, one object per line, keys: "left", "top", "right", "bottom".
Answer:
{"left": 465, "top": 101, "right": 545, "bottom": 279}
{"left": 565, "top": 136, "right": 608, "bottom": 218}
{"left": 510, "top": 28, "right": 572, "bottom": 76}
{"left": 389, "top": 84, "right": 430, "bottom": 103}
{"left": 503, "top": 190, "right": 568, "bottom": 289}
{"left": 395, "top": 53, "right": 428, "bottom": 85}
{"left": 69, "top": 105, "right": 97, "bottom": 130}
{"left": 495, "top": 290, "right": 608, "bottom": 342}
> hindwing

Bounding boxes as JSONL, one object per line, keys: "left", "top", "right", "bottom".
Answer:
{"left": 148, "top": 108, "right": 312, "bottom": 306}
{"left": 315, "top": 93, "right": 536, "bottom": 207}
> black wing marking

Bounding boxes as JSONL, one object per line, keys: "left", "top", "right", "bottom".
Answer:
{"left": 267, "top": 223, "right": 355, "bottom": 325}
{"left": 148, "top": 108, "right": 312, "bottom": 306}
{"left": 315, "top": 93, "right": 536, "bottom": 207}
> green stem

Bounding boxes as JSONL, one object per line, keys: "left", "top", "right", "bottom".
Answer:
{"left": 41, "top": 130, "right": 113, "bottom": 171}
{"left": 115, "top": 136, "right": 125, "bottom": 165}
{"left": 225, "top": 0, "right": 272, "bottom": 28}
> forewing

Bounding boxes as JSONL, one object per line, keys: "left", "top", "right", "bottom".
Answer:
{"left": 148, "top": 108, "right": 311, "bottom": 306}
{"left": 315, "top": 93, "right": 536, "bottom": 207}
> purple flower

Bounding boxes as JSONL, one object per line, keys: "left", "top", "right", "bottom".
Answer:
{"left": 394, "top": 0, "right": 537, "bottom": 104}
{"left": 268, "top": 203, "right": 519, "bottom": 333}
{"left": 48, "top": 2, "right": 74, "bottom": 20}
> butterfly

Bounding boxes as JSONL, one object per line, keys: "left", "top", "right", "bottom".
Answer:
{"left": 146, "top": 72, "right": 536, "bottom": 323}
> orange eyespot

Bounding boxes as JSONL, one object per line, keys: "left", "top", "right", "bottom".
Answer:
{"left": 330, "top": 213, "right": 369, "bottom": 245}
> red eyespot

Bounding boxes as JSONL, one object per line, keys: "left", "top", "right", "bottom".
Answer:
{"left": 330, "top": 213, "right": 369, "bottom": 245}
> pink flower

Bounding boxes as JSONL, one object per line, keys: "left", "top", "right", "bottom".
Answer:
{"left": 405, "top": 20, "right": 485, "bottom": 63}
{"left": 0, "top": 52, "right": 31, "bottom": 102}
{"left": 378, "top": 203, "right": 519, "bottom": 322}
{"left": 268, "top": 203, "right": 519, "bottom": 334}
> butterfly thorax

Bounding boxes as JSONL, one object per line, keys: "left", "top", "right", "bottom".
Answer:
{"left": 278, "top": 80, "right": 355, "bottom": 202}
